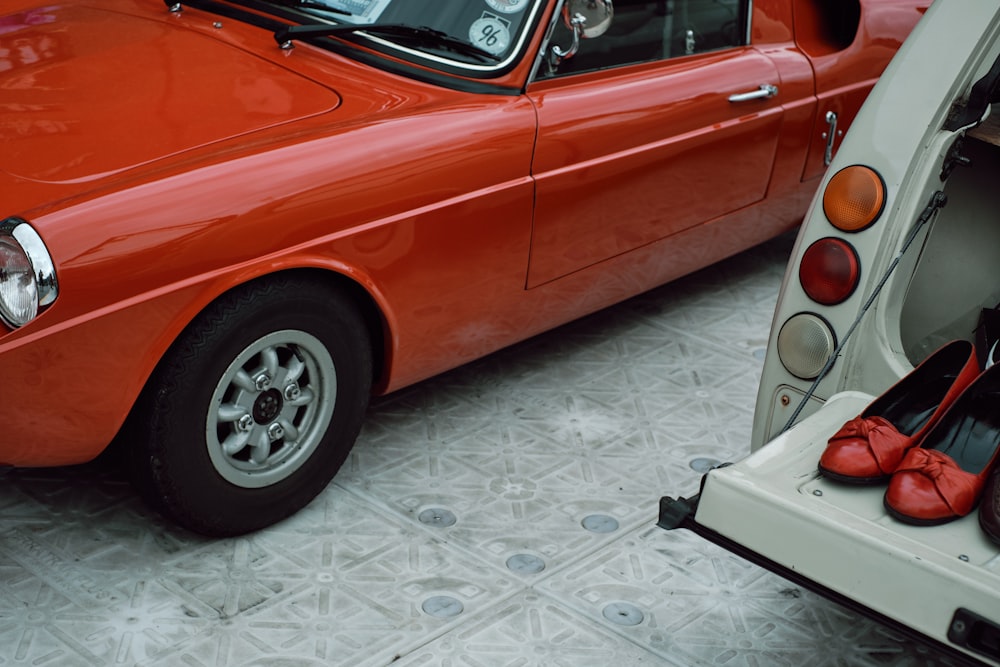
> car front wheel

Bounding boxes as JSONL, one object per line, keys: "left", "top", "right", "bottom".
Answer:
{"left": 128, "top": 276, "right": 373, "bottom": 536}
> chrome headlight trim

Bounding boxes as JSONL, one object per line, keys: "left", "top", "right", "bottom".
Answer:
{"left": 0, "top": 217, "right": 58, "bottom": 328}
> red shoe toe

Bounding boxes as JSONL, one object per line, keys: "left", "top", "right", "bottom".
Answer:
{"left": 884, "top": 450, "right": 981, "bottom": 524}
{"left": 820, "top": 416, "right": 909, "bottom": 482}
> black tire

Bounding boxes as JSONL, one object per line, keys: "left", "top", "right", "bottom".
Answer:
{"left": 128, "top": 276, "right": 373, "bottom": 536}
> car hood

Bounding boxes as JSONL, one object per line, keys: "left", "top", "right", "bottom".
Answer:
{"left": 0, "top": 4, "right": 341, "bottom": 186}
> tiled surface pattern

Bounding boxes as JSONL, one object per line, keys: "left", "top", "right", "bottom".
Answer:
{"left": 0, "top": 234, "right": 956, "bottom": 666}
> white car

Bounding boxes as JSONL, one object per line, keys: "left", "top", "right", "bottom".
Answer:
{"left": 660, "top": 2, "right": 1000, "bottom": 664}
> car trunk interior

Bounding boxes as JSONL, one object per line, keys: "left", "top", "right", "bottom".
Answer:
{"left": 899, "top": 117, "right": 1000, "bottom": 365}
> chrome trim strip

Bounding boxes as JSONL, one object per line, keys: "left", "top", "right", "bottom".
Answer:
{"left": 2, "top": 216, "right": 59, "bottom": 311}
{"left": 528, "top": 0, "right": 565, "bottom": 82}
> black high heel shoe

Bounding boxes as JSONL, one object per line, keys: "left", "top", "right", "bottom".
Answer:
{"left": 979, "top": 465, "right": 1000, "bottom": 544}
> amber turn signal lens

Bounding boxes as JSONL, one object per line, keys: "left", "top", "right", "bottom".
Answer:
{"left": 822, "top": 165, "right": 885, "bottom": 232}
{"left": 799, "top": 237, "right": 860, "bottom": 305}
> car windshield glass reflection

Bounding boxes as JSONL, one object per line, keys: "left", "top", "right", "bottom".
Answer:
{"left": 265, "top": 0, "right": 541, "bottom": 68}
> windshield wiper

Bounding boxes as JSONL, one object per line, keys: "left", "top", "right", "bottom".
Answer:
{"left": 164, "top": 0, "right": 348, "bottom": 17}
{"left": 274, "top": 22, "right": 501, "bottom": 63}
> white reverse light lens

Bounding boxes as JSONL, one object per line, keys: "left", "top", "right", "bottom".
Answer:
{"left": 0, "top": 219, "right": 58, "bottom": 328}
{"left": 776, "top": 313, "right": 836, "bottom": 380}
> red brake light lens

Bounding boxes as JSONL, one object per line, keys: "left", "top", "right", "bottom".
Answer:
{"left": 799, "top": 237, "right": 860, "bottom": 305}
{"left": 823, "top": 165, "right": 885, "bottom": 232}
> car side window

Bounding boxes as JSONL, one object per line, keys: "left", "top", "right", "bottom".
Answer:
{"left": 540, "top": 0, "right": 748, "bottom": 78}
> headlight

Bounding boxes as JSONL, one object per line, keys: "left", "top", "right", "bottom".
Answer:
{"left": 0, "top": 217, "right": 58, "bottom": 328}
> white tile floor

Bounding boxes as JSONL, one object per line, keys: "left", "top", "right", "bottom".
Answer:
{"left": 0, "top": 233, "right": 958, "bottom": 666}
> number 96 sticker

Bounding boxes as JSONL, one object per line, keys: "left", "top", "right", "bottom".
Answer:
{"left": 469, "top": 13, "right": 511, "bottom": 56}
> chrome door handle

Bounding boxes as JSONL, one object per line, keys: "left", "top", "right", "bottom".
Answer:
{"left": 823, "top": 111, "right": 839, "bottom": 166}
{"left": 728, "top": 84, "right": 778, "bottom": 103}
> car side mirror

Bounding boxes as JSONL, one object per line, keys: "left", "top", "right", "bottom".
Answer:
{"left": 549, "top": 0, "right": 613, "bottom": 66}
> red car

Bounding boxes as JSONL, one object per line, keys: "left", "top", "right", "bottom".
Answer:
{"left": 0, "top": 0, "right": 927, "bottom": 534}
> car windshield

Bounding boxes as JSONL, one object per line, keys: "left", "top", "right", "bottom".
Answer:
{"left": 260, "top": 0, "right": 546, "bottom": 72}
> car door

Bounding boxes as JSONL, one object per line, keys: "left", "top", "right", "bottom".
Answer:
{"left": 525, "top": 0, "right": 786, "bottom": 288}
{"left": 793, "top": 0, "right": 930, "bottom": 180}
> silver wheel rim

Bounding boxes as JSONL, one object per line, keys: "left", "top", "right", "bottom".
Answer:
{"left": 206, "top": 330, "right": 337, "bottom": 488}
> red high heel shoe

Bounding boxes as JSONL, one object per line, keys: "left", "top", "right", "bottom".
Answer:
{"left": 884, "top": 362, "right": 1000, "bottom": 525}
{"left": 819, "top": 340, "right": 979, "bottom": 484}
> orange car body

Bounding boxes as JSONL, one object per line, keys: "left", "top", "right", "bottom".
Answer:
{"left": 0, "top": 0, "right": 927, "bottom": 466}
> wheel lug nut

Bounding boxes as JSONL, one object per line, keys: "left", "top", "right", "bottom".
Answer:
{"left": 236, "top": 414, "right": 254, "bottom": 432}
{"left": 267, "top": 423, "right": 285, "bottom": 441}
{"left": 254, "top": 372, "right": 272, "bottom": 390}
{"left": 284, "top": 383, "right": 300, "bottom": 400}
